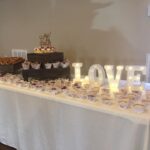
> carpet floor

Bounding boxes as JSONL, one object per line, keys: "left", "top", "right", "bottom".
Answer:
{"left": 0, "top": 143, "right": 16, "bottom": 150}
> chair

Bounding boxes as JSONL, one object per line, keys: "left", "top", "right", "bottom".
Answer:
{"left": 11, "top": 49, "right": 27, "bottom": 60}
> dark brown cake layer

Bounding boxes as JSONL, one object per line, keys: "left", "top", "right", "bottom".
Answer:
{"left": 22, "top": 67, "right": 70, "bottom": 81}
{"left": 27, "top": 52, "right": 64, "bottom": 63}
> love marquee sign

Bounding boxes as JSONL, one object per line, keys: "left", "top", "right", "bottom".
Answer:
{"left": 72, "top": 63, "right": 147, "bottom": 92}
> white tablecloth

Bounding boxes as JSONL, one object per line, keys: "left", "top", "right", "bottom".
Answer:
{"left": 0, "top": 84, "right": 150, "bottom": 150}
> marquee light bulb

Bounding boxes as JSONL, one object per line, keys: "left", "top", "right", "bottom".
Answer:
{"left": 117, "top": 66, "right": 123, "bottom": 70}
{"left": 128, "top": 66, "right": 133, "bottom": 70}
{"left": 140, "top": 67, "right": 144, "bottom": 71}
{"left": 105, "top": 65, "right": 113, "bottom": 70}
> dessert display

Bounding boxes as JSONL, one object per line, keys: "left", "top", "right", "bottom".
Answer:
{"left": 0, "top": 57, "right": 24, "bottom": 74}
{"left": 0, "top": 73, "right": 150, "bottom": 114}
{"left": 22, "top": 33, "right": 70, "bottom": 81}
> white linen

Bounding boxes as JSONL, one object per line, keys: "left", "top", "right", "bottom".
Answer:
{"left": 0, "top": 84, "right": 149, "bottom": 150}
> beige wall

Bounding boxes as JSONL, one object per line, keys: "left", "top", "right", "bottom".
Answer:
{"left": 0, "top": 0, "right": 150, "bottom": 74}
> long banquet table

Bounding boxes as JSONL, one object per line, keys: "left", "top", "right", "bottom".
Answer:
{"left": 0, "top": 83, "right": 150, "bottom": 150}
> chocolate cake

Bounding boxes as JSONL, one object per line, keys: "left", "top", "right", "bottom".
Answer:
{"left": 22, "top": 33, "right": 70, "bottom": 81}
{"left": 33, "top": 33, "right": 56, "bottom": 53}
{"left": 27, "top": 52, "right": 64, "bottom": 63}
{"left": 0, "top": 57, "right": 24, "bottom": 75}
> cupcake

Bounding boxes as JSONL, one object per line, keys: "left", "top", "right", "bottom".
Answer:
{"left": 53, "top": 62, "right": 60, "bottom": 68}
{"left": 31, "top": 62, "right": 41, "bottom": 70}
{"left": 61, "top": 61, "right": 70, "bottom": 68}
{"left": 22, "top": 61, "right": 30, "bottom": 70}
{"left": 45, "top": 63, "right": 52, "bottom": 69}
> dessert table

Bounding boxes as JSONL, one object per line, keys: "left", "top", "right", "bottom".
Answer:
{"left": 0, "top": 83, "right": 150, "bottom": 150}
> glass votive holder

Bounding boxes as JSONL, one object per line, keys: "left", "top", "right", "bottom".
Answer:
{"left": 114, "top": 92, "right": 125, "bottom": 100}
{"left": 141, "top": 99, "right": 150, "bottom": 111}
{"left": 127, "top": 93, "right": 138, "bottom": 101}
{"left": 87, "top": 94, "right": 97, "bottom": 102}
{"left": 101, "top": 95, "right": 113, "bottom": 105}
{"left": 132, "top": 103, "right": 145, "bottom": 113}
{"left": 119, "top": 87, "right": 128, "bottom": 95}
{"left": 118, "top": 98, "right": 129, "bottom": 109}
{"left": 99, "top": 87, "right": 110, "bottom": 95}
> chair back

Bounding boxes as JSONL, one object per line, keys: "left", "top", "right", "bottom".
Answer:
{"left": 12, "top": 49, "right": 27, "bottom": 60}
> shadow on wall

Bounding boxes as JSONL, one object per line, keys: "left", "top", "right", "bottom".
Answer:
{"left": 52, "top": 0, "right": 143, "bottom": 74}
{"left": 0, "top": 0, "right": 145, "bottom": 75}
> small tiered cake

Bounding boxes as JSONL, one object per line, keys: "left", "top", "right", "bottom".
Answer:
{"left": 22, "top": 33, "right": 70, "bottom": 81}
{"left": 33, "top": 33, "right": 56, "bottom": 53}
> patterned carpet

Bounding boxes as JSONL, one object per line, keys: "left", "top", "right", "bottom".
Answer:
{"left": 0, "top": 143, "right": 16, "bottom": 150}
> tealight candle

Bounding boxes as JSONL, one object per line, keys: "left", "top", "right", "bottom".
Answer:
{"left": 109, "top": 81, "right": 119, "bottom": 93}
{"left": 81, "top": 76, "right": 89, "bottom": 87}
{"left": 84, "top": 76, "right": 89, "bottom": 82}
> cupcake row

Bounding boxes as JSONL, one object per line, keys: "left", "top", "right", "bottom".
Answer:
{"left": 22, "top": 61, "right": 70, "bottom": 70}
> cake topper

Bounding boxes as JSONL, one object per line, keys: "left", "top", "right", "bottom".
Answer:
{"left": 34, "top": 33, "right": 56, "bottom": 53}
{"left": 39, "top": 33, "right": 52, "bottom": 48}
